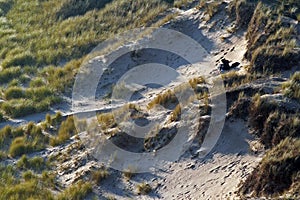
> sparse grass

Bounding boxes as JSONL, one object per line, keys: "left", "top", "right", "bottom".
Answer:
{"left": 50, "top": 116, "right": 77, "bottom": 146}
{"left": 9, "top": 137, "right": 35, "bottom": 157}
{"left": 170, "top": 104, "right": 181, "bottom": 122}
{"left": 1, "top": 122, "right": 48, "bottom": 157}
{"left": 91, "top": 168, "right": 109, "bottom": 184}
{"left": 0, "top": 179, "right": 55, "bottom": 200}
{"left": 147, "top": 89, "right": 178, "bottom": 109}
{"left": 228, "top": 91, "right": 251, "bottom": 120}
{"left": 136, "top": 182, "right": 152, "bottom": 195}
{"left": 97, "top": 113, "right": 116, "bottom": 131}
{"left": 0, "top": 150, "right": 7, "bottom": 160}
{"left": 230, "top": 0, "right": 258, "bottom": 28}
{"left": 174, "top": 0, "right": 194, "bottom": 9}
{"left": 57, "top": 181, "right": 92, "bottom": 200}
{"left": 197, "top": 0, "right": 221, "bottom": 21}
{"left": 17, "top": 155, "right": 46, "bottom": 171}
{"left": 249, "top": 93, "right": 279, "bottom": 137}
{"left": 0, "top": 66, "right": 21, "bottom": 84}
{"left": 221, "top": 71, "right": 259, "bottom": 88}
{"left": 0, "top": 111, "right": 5, "bottom": 122}
{"left": 282, "top": 72, "right": 300, "bottom": 101}
{"left": 189, "top": 76, "right": 205, "bottom": 90}
{"left": 123, "top": 166, "right": 136, "bottom": 180}
{"left": 239, "top": 137, "right": 300, "bottom": 198}
{"left": 248, "top": 91, "right": 300, "bottom": 149}
{"left": 245, "top": 1, "right": 300, "bottom": 73}
{"left": 22, "top": 170, "right": 36, "bottom": 181}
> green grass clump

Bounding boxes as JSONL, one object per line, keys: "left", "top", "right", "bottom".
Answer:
{"left": 239, "top": 137, "right": 300, "bottom": 198}
{"left": 0, "top": 122, "right": 48, "bottom": 157}
{"left": 41, "top": 171, "right": 56, "bottom": 189}
{"left": 50, "top": 116, "right": 77, "bottom": 146}
{"left": 17, "top": 155, "right": 46, "bottom": 171}
{"left": 1, "top": 51, "right": 35, "bottom": 68}
{"left": 57, "top": 181, "right": 92, "bottom": 200}
{"left": 0, "top": 111, "right": 5, "bottom": 122}
{"left": 0, "top": 66, "right": 21, "bottom": 84}
{"left": 0, "top": 164, "right": 56, "bottom": 199}
{"left": 1, "top": 97, "right": 59, "bottom": 118}
{"left": 9, "top": 137, "right": 35, "bottom": 157}
{"left": 29, "top": 77, "right": 45, "bottom": 88}
{"left": 0, "top": 125, "right": 23, "bottom": 148}
{"left": 136, "top": 182, "right": 152, "bottom": 195}
{"left": 170, "top": 104, "right": 181, "bottom": 122}
{"left": 0, "top": 150, "right": 7, "bottom": 160}
{"left": 4, "top": 86, "right": 25, "bottom": 100}
{"left": 0, "top": 179, "right": 55, "bottom": 200}
{"left": 91, "top": 168, "right": 109, "bottom": 184}
{"left": 22, "top": 170, "right": 36, "bottom": 181}
{"left": 148, "top": 89, "right": 178, "bottom": 109}
{"left": 282, "top": 72, "right": 300, "bottom": 101}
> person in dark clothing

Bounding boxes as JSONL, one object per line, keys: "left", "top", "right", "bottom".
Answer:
{"left": 218, "top": 59, "right": 240, "bottom": 71}
{"left": 219, "top": 58, "right": 231, "bottom": 71}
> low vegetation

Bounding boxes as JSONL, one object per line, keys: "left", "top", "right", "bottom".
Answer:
{"left": 0, "top": 122, "right": 48, "bottom": 157}
{"left": 50, "top": 116, "right": 77, "bottom": 146}
{"left": 244, "top": 1, "right": 300, "bottom": 73}
{"left": 248, "top": 93, "right": 300, "bottom": 148}
{"left": 0, "top": 111, "right": 5, "bottom": 122}
{"left": 123, "top": 166, "right": 136, "bottom": 180}
{"left": 136, "top": 182, "right": 152, "bottom": 195}
{"left": 0, "top": 164, "right": 92, "bottom": 200}
{"left": 91, "top": 168, "right": 109, "bottom": 184}
{"left": 282, "top": 71, "right": 300, "bottom": 101}
{"left": 239, "top": 137, "right": 300, "bottom": 198}
{"left": 57, "top": 181, "right": 92, "bottom": 200}
{"left": 17, "top": 155, "right": 47, "bottom": 171}
{"left": 228, "top": 0, "right": 258, "bottom": 28}
{"left": 221, "top": 70, "right": 259, "bottom": 88}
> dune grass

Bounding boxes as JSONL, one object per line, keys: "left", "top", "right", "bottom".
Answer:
{"left": 239, "top": 137, "right": 300, "bottom": 198}
{"left": 0, "top": 0, "right": 172, "bottom": 68}
{"left": 91, "top": 168, "right": 109, "bottom": 184}
{"left": 136, "top": 182, "right": 152, "bottom": 195}
{"left": 50, "top": 116, "right": 77, "bottom": 146}
{"left": 0, "top": 0, "right": 177, "bottom": 118}
{"left": 282, "top": 72, "right": 300, "bottom": 101}
{"left": 57, "top": 181, "right": 92, "bottom": 200}
{"left": 245, "top": 1, "right": 300, "bottom": 73}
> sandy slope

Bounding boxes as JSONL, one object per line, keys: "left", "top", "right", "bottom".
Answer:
{"left": 95, "top": 5, "right": 261, "bottom": 200}
{"left": 154, "top": 119, "right": 262, "bottom": 200}
{"left": 1, "top": 2, "right": 262, "bottom": 199}
{"left": 148, "top": 7, "right": 261, "bottom": 200}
